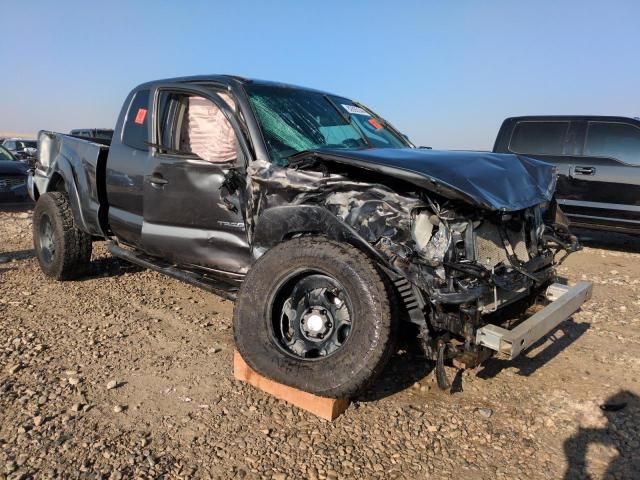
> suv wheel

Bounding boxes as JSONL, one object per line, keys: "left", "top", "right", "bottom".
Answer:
{"left": 233, "top": 237, "right": 395, "bottom": 398}
{"left": 33, "top": 192, "right": 92, "bottom": 280}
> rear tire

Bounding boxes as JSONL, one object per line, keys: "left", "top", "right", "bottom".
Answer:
{"left": 233, "top": 237, "right": 395, "bottom": 398}
{"left": 32, "top": 192, "right": 92, "bottom": 280}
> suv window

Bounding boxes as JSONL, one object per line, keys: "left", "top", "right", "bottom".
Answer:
{"left": 0, "top": 146, "right": 15, "bottom": 161}
{"left": 585, "top": 122, "right": 640, "bottom": 165}
{"left": 509, "top": 121, "right": 569, "bottom": 155}
{"left": 95, "top": 130, "right": 113, "bottom": 140}
{"left": 16, "top": 140, "right": 37, "bottom": 150}
{"left": 122, "top": 90, "right": 150, "bottom": 150}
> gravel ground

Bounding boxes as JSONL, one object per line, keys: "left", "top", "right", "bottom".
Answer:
{"left": 1, "top": 201, "right": 639, "bottom": 479}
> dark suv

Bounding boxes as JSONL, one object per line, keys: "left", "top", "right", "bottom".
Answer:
{"left": 494, "top": 116, "right": 640, "bottom": 234}
{"left": 2, "top": 138, "right": 38, "bottom": 166}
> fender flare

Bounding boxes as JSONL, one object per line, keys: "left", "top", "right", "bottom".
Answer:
{"left": 251, "top": 205, "right": 391, "bottom": 267}
{"left": 46, "top": 158, "right": 91, "bottom": 234}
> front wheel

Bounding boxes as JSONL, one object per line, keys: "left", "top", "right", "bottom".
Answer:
{"left": 32, "top": 192, "right": 92, "bottom": 280}
{"left": 233, "top": 237, "right": 395, "bottom": 398}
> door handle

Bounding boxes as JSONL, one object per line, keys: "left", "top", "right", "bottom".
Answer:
{"left": 574, "top": 166, "right": 596, "bottom": 176}
{"left": 150, "top": 174, "right": 169, "bottom": 186}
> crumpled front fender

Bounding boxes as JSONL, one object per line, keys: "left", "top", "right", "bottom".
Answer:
{"left": 252, "top": 205, "right": 391, "bottom": 267}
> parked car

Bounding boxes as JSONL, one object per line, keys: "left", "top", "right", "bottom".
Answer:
{"left": 2, "top": 138, "right": 38, "bottom": 167}
{"left": 494, "top": 116, "right": 640, "bottom": 234}
{"left": 69, "top": 129, "right": 114, "bottom": 141}
{"left": 0, "top": 145, "right": 29, "bottom": 200}
{"left": 29, "top": 75, "right": 590, "bottom": 397}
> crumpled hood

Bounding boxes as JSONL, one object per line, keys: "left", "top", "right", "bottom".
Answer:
{"left": 307, "top": 148, "right": 557, "bottom": 211}
{"left": 0, "top": 160, "right": 28, "bottom": 176}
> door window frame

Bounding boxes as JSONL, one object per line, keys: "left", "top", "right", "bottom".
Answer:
{"left": 150, "top": 84, "right": 250, "bottom": 168}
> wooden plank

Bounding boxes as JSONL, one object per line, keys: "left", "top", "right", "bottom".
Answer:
{"left": 233, "top": 351, "right": 350, "bottom": 421}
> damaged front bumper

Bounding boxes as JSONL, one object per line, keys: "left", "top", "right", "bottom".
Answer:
{"left": 475, "top": 281, "right": 592, "bottom": 359}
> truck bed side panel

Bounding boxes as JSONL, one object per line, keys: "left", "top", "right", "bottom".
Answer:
{"left": 37, "top": 131, "right": 109, "bottom": 237}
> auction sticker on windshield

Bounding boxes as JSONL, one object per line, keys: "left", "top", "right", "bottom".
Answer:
{"left": 342, "top": 104, "right": 370, "bottom": 116}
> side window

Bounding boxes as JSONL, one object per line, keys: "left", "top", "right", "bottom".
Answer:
{"left": 0, "top": 147, "right": 13, "bottom": 161}
{"left": 585, "top": 122, "right": 640, "bottom": 165}
{"left": 156, "top": 91, "right": 237, "bottom": 163}
{"left": 122, "top": 89, "right": 150, "bottom": 151}
{"left": 509, "top": 121, "right": 569, "bottom": 155}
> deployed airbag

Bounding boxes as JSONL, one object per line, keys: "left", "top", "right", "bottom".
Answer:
{"left": 187, "top": 94, "right": 237, "bottom": 163}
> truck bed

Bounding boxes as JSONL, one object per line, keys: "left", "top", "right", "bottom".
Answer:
{"left": 32, "top": 131, "right": 110, "bottom": 237}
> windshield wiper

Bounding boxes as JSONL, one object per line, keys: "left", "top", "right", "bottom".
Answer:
{"left": 351, "top": 101, "right": 385, "bottom": 125}
{"left": 324, "top": 95, "right": 351, "bottom": 125}
{"left": 352, "top": 100, "right": 412, "bottom": 147}
{"left": 323, "top": 95, "right": 371, "bottom": 147}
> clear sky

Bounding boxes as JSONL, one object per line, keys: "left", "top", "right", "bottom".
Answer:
{"left": 2, "top": 0, "right": 638, "bottom": 150}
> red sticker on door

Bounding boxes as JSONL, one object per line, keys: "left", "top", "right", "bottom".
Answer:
{"left": 134, "top": 108, "right": 147, "bottom": 125}
{"left": 368, "top": 118, "right": 383, "bottom": 130}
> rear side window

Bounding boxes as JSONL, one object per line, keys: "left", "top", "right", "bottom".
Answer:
{"left": 509, "top": 121, "right": 569, "bottom": 155}
{"left": 122, "top": 90, "right": 150, "bottom": 150}
{"left": 585, "top": 122, "right": 640, "bottom": 165}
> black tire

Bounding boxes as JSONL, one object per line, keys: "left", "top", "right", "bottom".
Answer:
{"left": 233, "top": 237, "right": 395, "bottom": 398}
{"left": 32, "top": 192, "right": 92, "bottom": 280}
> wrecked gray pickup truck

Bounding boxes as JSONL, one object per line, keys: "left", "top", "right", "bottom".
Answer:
{"left": 29, "top": 75, "right": 592, "bottom": 397}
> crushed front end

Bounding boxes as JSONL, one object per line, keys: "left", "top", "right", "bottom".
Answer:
{"left": 241, "top": 148, "right": 592, "bottom": 388}
{"left": 397, "top": 200, "right": 587, "bottom": 382}
{"left": 318, "top": 180, "right": 586, "bottom": 375}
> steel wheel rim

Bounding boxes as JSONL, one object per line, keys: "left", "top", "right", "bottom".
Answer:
{"left": 38, "top": 213, "right": 55, "bottom": 265}
{"left": 270, "top": 271, "right": 353, "bottom": 361}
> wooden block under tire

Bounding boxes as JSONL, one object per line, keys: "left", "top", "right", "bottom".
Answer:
{"left": 233, "top": 351, "right": 350, "bottom": 421}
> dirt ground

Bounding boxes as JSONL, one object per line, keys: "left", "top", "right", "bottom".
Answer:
{"left": 1, "top": 201, "right": 639, "bottom": 479}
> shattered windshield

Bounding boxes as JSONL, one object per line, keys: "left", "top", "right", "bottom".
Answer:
{"left": 245, "top": 84, "right": 410, "bottom": 165}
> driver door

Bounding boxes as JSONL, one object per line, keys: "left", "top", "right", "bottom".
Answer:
{"left": 141, "top": 85, "right": 251, "bottom": 275}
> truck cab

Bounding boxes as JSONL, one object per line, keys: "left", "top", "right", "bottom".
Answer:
{"left": 103, "top": 83, "right": 251, "bottom": 275}
{"left": 494, "top": 115, "right": 640, "bottom": 234}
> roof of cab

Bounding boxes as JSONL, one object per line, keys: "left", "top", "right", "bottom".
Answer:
{"left": 132, "top": 74, "right": 343, "bottom": 97}
{"left": 504, "top": 115, "right": 640, "bottom": 123}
